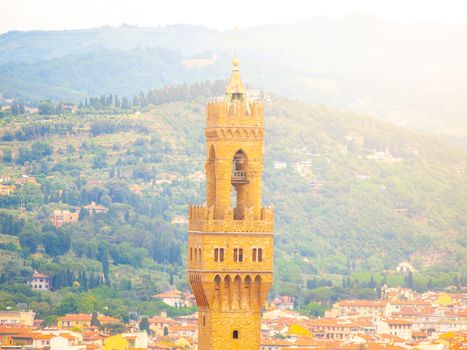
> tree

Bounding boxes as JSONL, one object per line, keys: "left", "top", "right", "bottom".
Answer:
{"left": 92, "top": 153, "right": 107, "bottom": 169}
{"left": 58, "top": 295, "right": 80, "bottom": 314}
{"left": 19, "top": 231, "right": 38, "bottom": 254}
{"left": 38, "top": 100, "right": 55, "bottom": 115}
{"left": 405, "top": 271, "right": 414, "bottom": 290}
{"left": 91, "top": 312, "right": 101, "bottom": 327}
{"left": 303, "top": 301, "right": 327, "bottom": 317}
{"left": 41, "top": 230, "right": 71, "bottom": 256}
{"left": 427, "top": 278, "right": 433, "bottom": 290}
{"left": 101, "top": 252, "right": 110, "bottom": 286}
{"left": 78, "top": 207, "right": 87, "bottom": 221}
{"left": 139, "top": 317, "right": 150, "bottom": 332}
{"left": 2, "top": 149, "right": 12, "bottom": 163}
{"left": 169, "top": 270, "right": 174, "bottom": 286}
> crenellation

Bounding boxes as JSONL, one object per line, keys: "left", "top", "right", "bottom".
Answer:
{"left": 206, "top": 100, "right": 264, "bottom": 128}
{"left": 188, "top": 205, "right": 274, "bottom": 232}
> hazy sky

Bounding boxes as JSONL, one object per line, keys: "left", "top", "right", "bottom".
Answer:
{"left": 1, "top": 0, "right": 467, "bottom": 33}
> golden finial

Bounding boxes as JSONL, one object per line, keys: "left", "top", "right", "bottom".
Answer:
{"left": 226, "top": 27, "right": 247, "bottom": 106}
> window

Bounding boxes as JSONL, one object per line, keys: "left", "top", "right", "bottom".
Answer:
{"left": 234, "top": 248, "right": 243, "bottom": 262}
{"left": 198, "top": 248, "right": 202, "bottom": 261}
{"left": 252, "top": 248, "right": 263, "bottom": 262}
{"left": 203, "top": 316, "right": 206, "bottom": 326}
{"left": 233, "top": 330, "right": 239, "bottom": 339}
{"left": 190, "top": 248, "right": 193, "bottom": 261}
{"left": 214, "top": 248, "right": 224, "bottom": 262}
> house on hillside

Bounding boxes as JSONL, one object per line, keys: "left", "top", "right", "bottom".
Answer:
{"left": 0, "top": 184, "right": 16, "bottom": 196}
{"left": 52, "top": 210, "right": 79, "bottom": 228}
{"left": 152, "top": 290, "right": 195, "bottom": 308}
{"left": 15, "top": 175, "right": 38, "bottom": 185}
{"left": 29, "top": 272, "right": 51, "bottom": 291}
{"left": 84, "top": 202, "right": 108, "bottom": 215}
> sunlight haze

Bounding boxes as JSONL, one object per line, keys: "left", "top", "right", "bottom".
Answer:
{"left": 1, "top": 0, "right": 467, "bottom": 33}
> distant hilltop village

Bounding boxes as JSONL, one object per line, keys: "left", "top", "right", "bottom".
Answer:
{"left": 0, "top": 287, "right": 465, "bottom": 349}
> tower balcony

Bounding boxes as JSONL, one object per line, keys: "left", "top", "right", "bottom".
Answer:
{"left": 231, "top": 170, "right": 248, "bottom": 185}
{"left": 188, "top": 205, "right": 274, "bottom": 233}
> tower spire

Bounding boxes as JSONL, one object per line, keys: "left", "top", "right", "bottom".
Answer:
{"left": 226, "top": 27, "right": 247, "bottom": 105}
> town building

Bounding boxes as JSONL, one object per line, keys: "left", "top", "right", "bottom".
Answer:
{"left": 171, "top": 216, "right": 189, "bottom": 225}
{"left": 0, "top": 311, "right": 35, "bottom": 326}
{"left": 153, "top": 290, "right": 195, "bottom": 308}
{"left": 57, "top": 314, "right": 92, "bottom": 330}
{"left": 15, "top": 175, "right": 38, "bottom": 185}
{"left": 187, "top": 56, "right": 274, "bottom": 349}
{"left": 29, "top": 272, "right": 51, "bottom": 291}
{"left": 84, "top": 202, "right": 109, "bottom": 215}
{"left": 103, "top": 332, "right": 147, "bottom": 350}
{"left": 0, "top": 184, "right": 15, "bottom": 196}
{"left": 327, "top": 300, "right": 388, "bottom": 319}
{"left": 377, "top": 319, "right": 413, "bottom": 340}
{"left": 52, "top": 210, "right": 79, "bottom": 228}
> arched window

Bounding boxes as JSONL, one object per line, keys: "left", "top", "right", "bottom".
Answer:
{"left": 233, "top": 330, "right": 239, "bottom": 339}
{"left": 258, "top": 248, "right": 263, "bottom": 262}
{"left": 214, "top": 275, "right": 221, "bottom": 291}
{"left": 190, "top": 248, "right": 193, "bottom": 261}
{"left": 214, "top": 248, "right": 219, "bottom": 262}
{"left": 198, "top": 248, "right": 202, "bottom": 261}
{"left": 252, "top": 248, "right": 257, "bottom": 262}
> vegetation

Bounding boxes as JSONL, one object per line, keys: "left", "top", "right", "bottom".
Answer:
{"left": 0, "top": 82, "right": 465, "bottom": 320}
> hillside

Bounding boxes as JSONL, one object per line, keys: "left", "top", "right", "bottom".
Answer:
{"left": 1, "top": 16, "right": 467, "bottom": 148}
{"left": 0, "top": 90, "right": 465, "bottom": 317}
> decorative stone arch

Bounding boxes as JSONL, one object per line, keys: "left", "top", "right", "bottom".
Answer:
{"left": 253, "top": 275, "right": 262, "bottom": 309}
{"left": 233, "top": 275, "right": 242, "bottom": 310}
{"left": 244, "top": 275, "right": 252, "bottom": 309}
{"left": 206, "top": 145, "right": 216, "bottom": 208}
{"left": 214, "top": 274, "right": 222, "bottom": 309}
{"left": 224, "top": 275, "right": 232, "bottom": 309}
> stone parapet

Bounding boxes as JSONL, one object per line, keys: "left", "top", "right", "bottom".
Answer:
{"left": 206, "top": 101, "right": 264, "bottom": 128}
{"left": 188, "top": 205, "right": 273, "bottom": 232}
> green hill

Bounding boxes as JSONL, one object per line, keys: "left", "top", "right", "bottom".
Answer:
{"left": 1, "top": 17, "right": 467, "bottom": 148}
{"left": 0, "top": 92, "right": 465, "bottom": 318}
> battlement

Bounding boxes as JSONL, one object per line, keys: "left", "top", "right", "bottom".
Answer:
{"left": 188, "top": 205, "right": 274, "bottom": 232}
{"left": 206, "top": 100, "right": 264, "bottom": 128}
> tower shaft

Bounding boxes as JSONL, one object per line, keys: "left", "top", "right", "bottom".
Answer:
{"left": 188, "top": 59, "right": 274, "bottom": 350}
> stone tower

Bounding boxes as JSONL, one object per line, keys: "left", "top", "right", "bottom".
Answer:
{"left": 188, "top": 57, "right": 274, "bottom": 350}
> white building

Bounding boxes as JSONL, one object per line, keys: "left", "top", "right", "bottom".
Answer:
{"left": 29, "top": 272, "right": 51, "bottom": 291}
{"left": 376, "top": 319, "right": 413, "bottom": 340}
